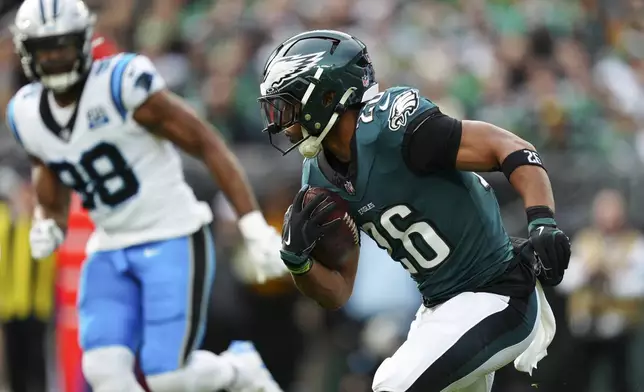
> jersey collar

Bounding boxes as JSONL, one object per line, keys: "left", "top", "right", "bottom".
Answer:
{"left": 39, "top": 77, "right": 89, "bottom": 142}
{"left": 316, "top": 133, "right": 359, "bottom": 196}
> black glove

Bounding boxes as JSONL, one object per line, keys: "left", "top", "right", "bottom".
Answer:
{"left": 526, "top": 206, "right": 571, "bottom": 286}
{"left": 280, "top": 186, "right": 340, "bottom": 275}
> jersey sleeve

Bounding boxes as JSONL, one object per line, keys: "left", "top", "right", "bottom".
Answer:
{"left": 110, "top": 54, "right": 166, "bottom": 117}
{"left": 5, "top": 96, "right": 23, "bottom": 148}
{"left": 370, "top": 87, "right": 462, "bottom": 174}
{"left": 4, "top": 84, "right": 42, "bottom": 158}
{"left": 372, "top": 87, "right": 438, "bottom": 148}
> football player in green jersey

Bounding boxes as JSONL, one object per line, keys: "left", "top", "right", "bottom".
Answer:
{"left": 258, "top": 30, "right": 570, "bottom": 392}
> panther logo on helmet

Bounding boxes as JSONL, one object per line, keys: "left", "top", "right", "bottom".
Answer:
{"left": 388, "top": 89, "right": 420, "bottom": 131}
{"left": 260, "top": 51, "right": 325, "bottom": 95}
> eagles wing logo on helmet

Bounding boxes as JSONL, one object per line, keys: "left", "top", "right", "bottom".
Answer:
{"left": 388, "top": 89, "right": 420, "bottom": 131}
{"left": 260, "top": 51, "right": 325, "bottom": 95}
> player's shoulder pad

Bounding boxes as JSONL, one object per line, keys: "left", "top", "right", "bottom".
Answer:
{"left": 376, "top": 86, "right": 437, "bottom": 132}
{"left": 357, "top": 86, "right": 438, "bottom": 148}
{"left": 5, "top": 82, "right": 43, "bottom": 149}
{"left": 103, "top": 52, "right": 166, "bottom": 119}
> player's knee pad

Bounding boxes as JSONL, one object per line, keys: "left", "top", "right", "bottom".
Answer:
{"left": 82, "top": 346, "right": 144, "bottom": 392}
{"left": 146, "top": 350, "right": 234, "bottom": 392}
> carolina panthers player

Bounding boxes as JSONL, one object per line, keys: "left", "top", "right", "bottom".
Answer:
{"left": 6, "top": 1, "right": 285, "bottom": 391}
{"left": 258, "top": 30, "right": 571, "bottom": 392}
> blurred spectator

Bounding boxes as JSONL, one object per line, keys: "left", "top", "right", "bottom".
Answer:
{"left": 0, "top": 167, "right": 55, "bottom": 392}
{"left": 558, "top": 189, "right": 644, "bottom": 392}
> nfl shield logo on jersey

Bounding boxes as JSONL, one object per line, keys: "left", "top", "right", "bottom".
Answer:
{"left": 361, "top": 73, "right": 370, "bottom": 87}
{"left": 344, "top": 181, "right": 355, "bottom": 195}
{"left": 60, "top": 128, "right": 71, "bottom": 141}
{"left": 87, "top": 106, "right": 110, "bottom": 130}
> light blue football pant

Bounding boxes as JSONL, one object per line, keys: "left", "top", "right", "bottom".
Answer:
{"left": 78, "top": 225, "right": 216, "bottom": 376}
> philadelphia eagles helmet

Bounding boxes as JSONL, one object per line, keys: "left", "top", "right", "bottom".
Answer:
{"left": 258, "top": 30, "right": 379, "bottom": 158}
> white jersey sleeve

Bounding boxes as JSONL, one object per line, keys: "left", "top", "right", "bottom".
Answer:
{"left": 112, "top": 54, "right": 166, "bottom": 115}
{"left": 5, "top": 96, "right": 22, "bottom": 148}
{"left": 4, "top": 83, "right": 44, "bottom": 159}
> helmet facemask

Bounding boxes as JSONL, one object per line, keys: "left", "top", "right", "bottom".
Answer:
{"left": 259, "top": 66, "right": 360, "bottom": 158}
{"left": 259, "top": 91, "right": 304, "bottom": 155}
{"left": 18, "top": 31, "right": 90, "bottom": 92}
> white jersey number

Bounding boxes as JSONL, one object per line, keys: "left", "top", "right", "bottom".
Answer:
{"left": 362, "top": 205, "right": 451, "bottom": 274}
{"left": 49, "top": 142, "right": 140, "bottom": 210}
{"left": 358, "top": 92, "right": 384, "bottom": 124}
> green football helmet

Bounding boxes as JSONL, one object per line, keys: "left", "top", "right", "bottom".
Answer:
{"left": 258, "top": 30, "right": 379, "bottom": 158}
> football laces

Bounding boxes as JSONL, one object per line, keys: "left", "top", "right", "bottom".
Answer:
{"left": 343, "top": 213, "right": 360, "bottom": 245}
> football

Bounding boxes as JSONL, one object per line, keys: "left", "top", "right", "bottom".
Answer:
{"left": 301, "top": 187, "right": 360, "bottom": 270}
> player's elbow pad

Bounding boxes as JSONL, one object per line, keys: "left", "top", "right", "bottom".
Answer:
{"left": 401, "top": 108, "right": 463, "bottom": 175}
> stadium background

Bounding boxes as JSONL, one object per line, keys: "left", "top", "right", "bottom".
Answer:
{"left": 1, "top": 0, "right": 644, "bottom": 391}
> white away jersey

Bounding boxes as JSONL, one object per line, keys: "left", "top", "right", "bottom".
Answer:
{"left": 6, "top": 53, "right": 212, "bottom": 252}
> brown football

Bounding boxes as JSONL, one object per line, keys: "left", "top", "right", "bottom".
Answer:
{"left": 301, "top": 187, "right": 360, "bottom": 270}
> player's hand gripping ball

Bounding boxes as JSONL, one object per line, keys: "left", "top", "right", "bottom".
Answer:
{"left": 302, "top": 187, "right": 360, "bottom": 268}
{"left": 280, "top": 186, "right": 360, "bottom": 274}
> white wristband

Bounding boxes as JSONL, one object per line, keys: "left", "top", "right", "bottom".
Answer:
{"left": 238, "top": 210, "right": 269, "bottom": 238}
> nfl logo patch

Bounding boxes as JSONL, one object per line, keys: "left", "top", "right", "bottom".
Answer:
{"left": 87, "top": 107, "right": 110, "bottom": 130}
{"left": 344, "top": 181, "right": 355, "bottom": 195}
{"left": 60, "top": 128, "right": 71, "bottom": 141}
{"left": 362, "top": 74, "right": 369, "bottom": 87}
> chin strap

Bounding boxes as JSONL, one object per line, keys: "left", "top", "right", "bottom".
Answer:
{"left": 298, "top": 87, "right": 357, "bottom": 159}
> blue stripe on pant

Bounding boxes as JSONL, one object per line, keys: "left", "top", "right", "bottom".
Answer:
{"left": 78, "top": 225, "right": 216, "bottom": 375}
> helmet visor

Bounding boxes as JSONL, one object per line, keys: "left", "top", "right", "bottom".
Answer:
{"left": 258, "top": 95, "right": 301, "bottom": 133}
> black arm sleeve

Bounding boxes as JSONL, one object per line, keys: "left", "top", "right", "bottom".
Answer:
{"left": 401, "top": 108, "right": 463, "bottom": 175}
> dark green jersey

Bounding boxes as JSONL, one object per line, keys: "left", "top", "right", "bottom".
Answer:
{"left": 302, "top": 86, "right": 514, "bottom": 303}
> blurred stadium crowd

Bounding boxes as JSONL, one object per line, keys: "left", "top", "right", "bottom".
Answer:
{"left": 2, "top": 0, "right": 644, "bottom": 391}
